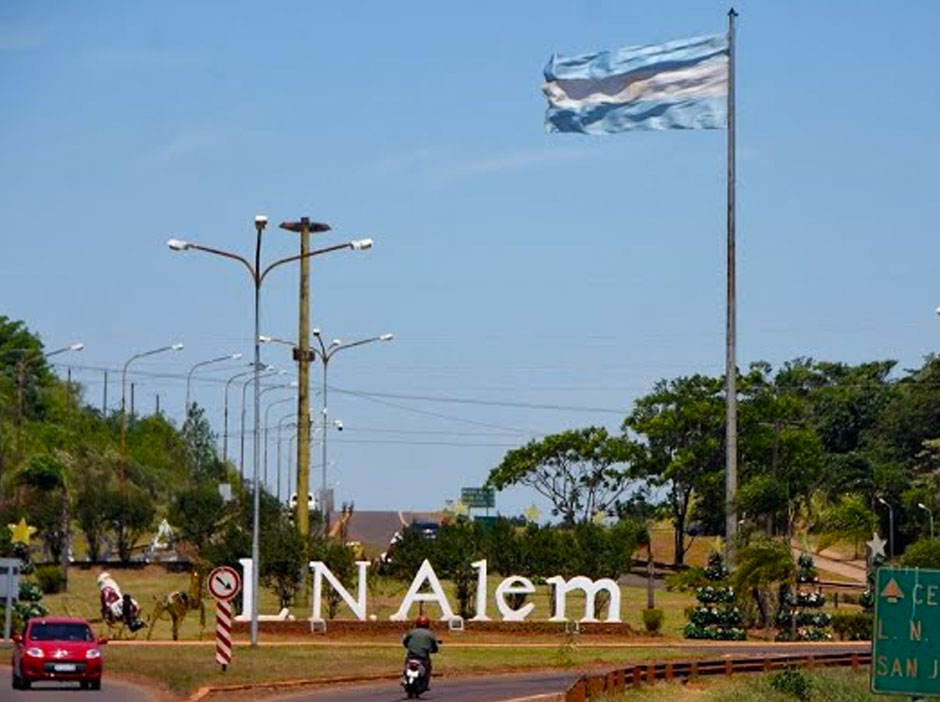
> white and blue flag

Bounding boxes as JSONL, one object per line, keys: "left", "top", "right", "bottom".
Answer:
{"left": 544, "top": 34, "right": 729, "bottom": 134}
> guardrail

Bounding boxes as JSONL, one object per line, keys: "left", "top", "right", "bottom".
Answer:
{"left": 564, "top": 651, "right": 872, "bottom": 702}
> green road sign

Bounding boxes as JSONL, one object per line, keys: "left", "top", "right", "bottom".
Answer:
{"left": 872, "top": 567, "right": 940, "bottom": 696}
{"left": 460, "top": 487, "right": 495, "bottom": 509}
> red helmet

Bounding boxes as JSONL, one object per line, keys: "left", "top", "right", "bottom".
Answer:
{"left": 415, "top": 615, "right": 430, "bottom": 628}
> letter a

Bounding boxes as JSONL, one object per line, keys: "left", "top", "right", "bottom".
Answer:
{"left": 390, "top": 559, "right": 456, "bottom": 621}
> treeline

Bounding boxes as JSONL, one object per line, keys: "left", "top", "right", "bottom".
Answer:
{"left": 0, "top": 315, "right": 307, "bottom": 594}
{"left": 488, "top": 357, "right": 940, "bottom": 565}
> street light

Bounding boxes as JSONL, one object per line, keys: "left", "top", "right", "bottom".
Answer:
{"left": 223, "top": 366, "right": 269, "bottom": 463}
{"left": 13, "top": 343, "right": 84, "bottom": 422}
{"left": 261, "top": 384, "right": 297, "bottom": 487}
{"left": 877, "top": 497, "right": 895, "bottom": 560}
{"left": 311, "top": 330, "right": 393, "bottom": 526}
{"left": 185, "top": 353, "right": 242, "bottom": 419}
{"left": 167, "top": 217, "right": 373, "bottom": 648}
{"left": 918, "top": 502, "right": 935, "bottom": 540}
{"left": 240, "top": 369, "right": 284, "bottom": 479}
{"left": 121, "top": 343, "right": 184, "bottom": 478}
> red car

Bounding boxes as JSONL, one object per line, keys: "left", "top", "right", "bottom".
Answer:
{"left": 11, "top": 616, "right": 107, "bottom": 690}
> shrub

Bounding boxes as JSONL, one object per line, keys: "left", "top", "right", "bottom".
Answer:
{"left": 641, "top": 608, "right": 664, "bottom": 635}
{"left": 831, "top": 611, "right": 872, "bottom": 641}
{"left": 770, "top": 669, "right": 813, "bottom": 700}
{"left": 34, "top": 566, "right": 66, "bottom": 595}
{"left": 666, "top": 567, "right": 707, "bottom": 592}
{"left": 901, "top": 539, "right": 940, "bottom": 569}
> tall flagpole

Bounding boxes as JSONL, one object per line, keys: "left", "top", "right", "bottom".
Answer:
{"left": 724, "top": 7, "right": 739, "bottom": 564}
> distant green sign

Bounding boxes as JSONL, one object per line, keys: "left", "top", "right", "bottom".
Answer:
{"left": 460, "top": 487, "right": 495, "bottom": 509}
{"left": 872, "top": 567, "right": 940, "bottom": 696}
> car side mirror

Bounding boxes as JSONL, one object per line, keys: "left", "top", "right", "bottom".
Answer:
{"left": 12, "top": 633, "right": 23, "bottom": 644}
{"left": 97, "top": 637, "right": 108, "bottom": 645}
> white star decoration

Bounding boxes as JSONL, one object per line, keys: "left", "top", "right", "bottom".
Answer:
{"left": 867, "top": 533, "right": 887, "bottom": 561}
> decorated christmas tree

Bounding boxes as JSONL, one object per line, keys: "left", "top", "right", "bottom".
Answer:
{"left": 0, "top": 519, "right": 49, "bottom": 632}
{"left": 775, "top": 552, "right": 831, "bottom": 641}
{"left": 684, "top": 550, "right": 745, "bottom": 640}
{"left": 859, "top": 533, "right": 887, "bottom": 613}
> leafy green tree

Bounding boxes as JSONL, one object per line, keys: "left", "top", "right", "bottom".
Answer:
{"left": 434, "top": 519, "right": 482, "bottom": 619}
{"left": 106, "top": 483, "right": 156, "bottom": 563}
{"left": 732, "top": 536, "right": 795, "bottom": 628}
{"left": 625, "top": 375, "right": 724, "bottom": 566}
{"left": 168, "top": 482, "right": 225, "bottom": 553}
{"left": 261, "top": 516, "right": 306, "bottom": 610}
{"left": 182, "top": 403, "right": 225, "bottom": 481}
{"left": 900, "top": 539, "right": 940, "bottom": 569}
{"left": 13, "top": 453, "right": 68, "bottom": 563}
{"left": 482, "top": 518, "right": 521, "bottom": 576}
{"left": 816, "top": 495, "right": 876, "bottom": 557}
{"left": 486, "top": 427, "right": 638, "bottom": 526}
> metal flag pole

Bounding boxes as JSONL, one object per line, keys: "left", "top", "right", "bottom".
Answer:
{"left": 724, "top": 7, "right": 739, "bottom": 565}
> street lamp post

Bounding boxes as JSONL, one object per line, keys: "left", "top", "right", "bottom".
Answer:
{"left": 222, "top": 367, "right": 259, "bottom": 464}
{"left": 15, "top": 343, "right": 84, "bottom": 423}
{"left": 240, "top": 370, "right": 283, "bottom": 479}
{"left": 877, "top": 497, "right": 895, "bottom": 560}
{"left": 262, "top": 386, "right": 297, "bottom": 487}
{"left": 918, "top": 502, "right": 935, "bottom": 540}
{"left": 185, "top": 353, "right": 242, "bottom": 419}
{"left": 167, "top": 220, "right": 373, "bottom": 648}
{"left": 311, "top": 331, "right": 392, "bottom": 526}
{"left": 121, "top": 344, "right": 184, "bottom": 481}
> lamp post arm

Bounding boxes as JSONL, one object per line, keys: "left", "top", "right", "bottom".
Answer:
{"left": 259, "top": 243, "right": 357, "bottom": 285}
{"left": 327, "top": 335, "right": 386, "bottom": 359}
{"left": 190, "top": 243, "right": 259, "bottom": 283}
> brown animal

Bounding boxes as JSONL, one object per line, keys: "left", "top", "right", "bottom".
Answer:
{"left": 147, "top": 568, "right": 206, "bottom": 641}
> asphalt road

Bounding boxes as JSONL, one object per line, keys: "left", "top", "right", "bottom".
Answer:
{"left": 0, "top": 666, "right": 155, "bottom": 701}
{"left": 270, "top": 670, "right": 577, "bottom": 702}
{"left": 268, "top": 643, "right": 869, "bottom": 702}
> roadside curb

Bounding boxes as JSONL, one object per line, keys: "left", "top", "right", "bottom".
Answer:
{"left": 186, "top": 673, "right": 398, "bottom": 702}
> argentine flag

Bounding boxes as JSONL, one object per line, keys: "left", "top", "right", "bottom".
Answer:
{"left": 544, "top": 34, "right": 729, "bottom": 134}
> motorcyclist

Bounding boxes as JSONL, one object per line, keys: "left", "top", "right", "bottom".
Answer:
{"left": 403, "top": 614, "right": 438, "bottom": 688}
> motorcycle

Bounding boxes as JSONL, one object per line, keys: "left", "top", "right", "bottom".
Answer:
{"left": 401, "top": 656, "right": 429, "bottom": 698}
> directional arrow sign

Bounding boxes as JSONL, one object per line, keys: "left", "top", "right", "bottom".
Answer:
{"left": 207, "top": 566, "right": 242, "bottom": 602}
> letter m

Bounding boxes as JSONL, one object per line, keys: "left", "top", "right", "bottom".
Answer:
{"left": 546, "top": 575, "right": 621, "bottom": 623}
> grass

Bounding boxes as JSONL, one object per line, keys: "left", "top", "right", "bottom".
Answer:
{"left": 103, "top": 642, "right": 697, "bottom": 697}
{"left": 596, "top": 669, "right": 906, "bottom": 702}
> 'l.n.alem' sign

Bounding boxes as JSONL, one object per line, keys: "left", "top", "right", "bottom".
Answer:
{"left": 233, "top": 558, "right": 624, "bottom": 624}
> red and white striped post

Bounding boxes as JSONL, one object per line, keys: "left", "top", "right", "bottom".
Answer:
{"left": 215, "top": 600, "right": 234, "bottom": 671}
{"left": 207, "top": 565, "right": 242, "bottom": 672}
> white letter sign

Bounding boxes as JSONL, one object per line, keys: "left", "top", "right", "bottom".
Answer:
{"left": 389, "top": 559, "right": 456, "bottom": 621}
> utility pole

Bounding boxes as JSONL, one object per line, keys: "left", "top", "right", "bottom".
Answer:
{"left": 279, "top": 216, "right": 330, "bottom": 536}
{"left": 103, "top": 370, "right": 108, "bottom": 415}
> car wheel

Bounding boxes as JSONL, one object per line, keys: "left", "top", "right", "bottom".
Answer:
{"left": 21, "top": 677, "right": 31, "bottom": 690}
{"left": 90, "top": 678, "right": 102, "bottom": 691}
{"left": 11, "top": 672, "right": 20, "bottom": 689}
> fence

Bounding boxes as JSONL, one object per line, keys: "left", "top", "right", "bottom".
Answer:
{"left": 564, "top": 651, "right": 871, "bottom": 702}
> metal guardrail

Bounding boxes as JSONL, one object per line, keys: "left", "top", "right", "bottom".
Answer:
{"left": 564, "top": 651, "right": 872, "bottom": 702}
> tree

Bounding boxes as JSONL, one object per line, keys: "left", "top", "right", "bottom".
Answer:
{"left": 168, "top": 482, "right": 225, "bottom": 553}
{"left": 13, "top": 453, "right": 68, "bottom": 563}
{"left": 261, "top": 516, "right": 306, "bottom": 610}
{"left": 310, "top": 538, "right": 357, "bottom": 619}
{"left": 900, "top": 539, "right": 940, "bottom": 569}
{"left": 625, "top": 375, "right": 724, "bottom": 566}
{"left": 182, "top": 404, "right": 225, "bottom": 481}
{"left": 816, "top": 495, "right": 876, "bottom": 558}
{"left": 486, "top": 427, "right": 638, "bottom": 526}
{"left": 435, "top": 519, "right": 482, "bottom": 619}
{"left": 732, "top": 536, "right": 794, "bottom": 629}
{"left": 106, "top": 484, "right": 156, "bottom": 563}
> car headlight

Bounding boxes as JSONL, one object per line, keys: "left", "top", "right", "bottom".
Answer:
{"left": 26, "top": 647, "right": 45, "bottom": 658}
{"left": 86, "top": 649, "right": 101, "bottom": 659}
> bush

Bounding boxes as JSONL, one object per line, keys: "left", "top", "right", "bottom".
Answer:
{"left": 34, "top": 565, "right": 65, "bottom": 595}
{"left": 901, "top": 539, "right": 940, "bottom": 569}
{"left": 666, "top": 567, "right": 707, "bottom": 592}
{"left": 770, "top": 669, "right": 813, "bottom": 700}
{"left": 641, "top": 608, "right": 664, "bottom": 635}
{"left": 831, "top": 611, "right": 872, "bottom": 641}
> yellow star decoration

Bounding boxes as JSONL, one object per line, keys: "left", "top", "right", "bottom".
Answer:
{"left": 524, "top": 505, "right": 541, "bottom": 523}
{"left": 8, "top": 518, "right": 37, "bottom": 545}
{"left": 453, "top": 501, "right": 469, "bottom": 517}
{"left": 592, "top": 510, "right": 607, "bottom": 526}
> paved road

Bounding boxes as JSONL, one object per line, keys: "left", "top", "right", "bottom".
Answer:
{"left": 270, "top": 671, "right": 576, "bottom": 702}
{"left": 0, "top": 666, "right": 155, "bottom": 701}
{"left": 269, "top": 643, "right": 869, "bottom": 702}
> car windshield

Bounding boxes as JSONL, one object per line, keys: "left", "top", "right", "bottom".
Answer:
{"left": 29, "top": 623, "right": 93, "bottom": 642}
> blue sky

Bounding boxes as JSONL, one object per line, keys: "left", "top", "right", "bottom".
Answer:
{"left": 2, "top": 1, "right": 939, "bottom": 516}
